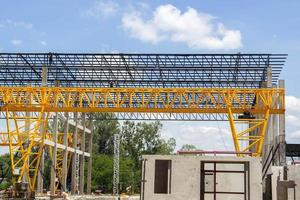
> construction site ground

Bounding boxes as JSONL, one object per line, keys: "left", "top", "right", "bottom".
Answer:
{"left": 35, "top": 194, "right": 140, "bottom": 200}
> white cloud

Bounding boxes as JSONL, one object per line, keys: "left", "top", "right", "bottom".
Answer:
{"left": 286, "top": 95, "right": 300, "bottom": 142}
{"left": 160, "top": 95, "right": 300, "bottom": 151}
{"left": 11, "top": 39, "right": 22, "bottom": 46}
{"left": 161, "top": 121, "right": 233, "bottom": 151}
{"left": 290, "top": 130, "right": 300, "bottom": 139}
{"left": 122, "top": 4, "right": 242, "bottom": 50}
{"left": 286, "top": 96, "right": 300, "bottom": 115}
{"left": 83, "top": 0, "right": 119, "bottom": 19}
{"left": 40, "top": 41, "right": 47, "bottom": 46}
{"left": 2, "top": 19, "right": 33, "bottom": 29}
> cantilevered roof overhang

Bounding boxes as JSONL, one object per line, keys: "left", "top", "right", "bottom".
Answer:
{"left": 0, "top": 53, "right": 287, "bottom": 88}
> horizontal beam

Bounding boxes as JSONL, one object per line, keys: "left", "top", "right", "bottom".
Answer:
{"left": 0, "top": 134, "right": 90, "bottom": 157}
{"left": 57, "top": 114, "right": 91, "bottom": 134}
{"left": 0, "top": 111, "right": 227, "bottom": 121}
{"left": 0, "top": 53, "right": 287, "bottom": 67}
{"left": 0, "top": 87, "right": 285, "bottom": 115}
{"left": 43, "top": 139, "right": 90, "bottom": 157}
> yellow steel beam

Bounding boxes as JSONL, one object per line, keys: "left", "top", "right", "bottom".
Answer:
{"left": 0, "top": 86, "right": 285, "bottom": 192}
{"left": 5, "top": 108, "right": 49, "bottom": 192}
{"left": 0, "top": 87, "right": 284, "bottom": 114}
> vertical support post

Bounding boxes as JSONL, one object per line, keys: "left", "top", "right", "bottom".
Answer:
{"left": 24, "top": 106, "right": 30, "bottom": 183}
{"left": 278, "top": 80, "right": 286, "bottom": 166}
{"left": 79, "top": 113, "right": 86, "bottom": 194}
{"left": 37, "top": 66, "right": 47, "bottom": 194}
{"left": 50, "top": 113, "right": 58, "bottom": 195}
{"left": 86, "top": 116, "right": 93, "bottom": 194}
{"left": 61, "top": 112, "right": 69, "bottom": 192}
{"left": 256, "top": 67, "right": 272, "bottom": 157}
{"left": 113, "top": 133, "right": 120, "bottom": 197}
{"left": 23, "top": 84, "right": 32, "bottom": 183}
{"left": 257, "top": 110, "right": 270, "bottom": 156}
{"left": 227, "top": 107, "right": 240, "bottom": 153}
{"left": 71, "top": 112, "right": 79, "bottom": 194}
{"left": 266, "top": 67, "right": 272, "bottom": 88}
{"left": 259, "top": 67, "right": 272, "bottom": 157}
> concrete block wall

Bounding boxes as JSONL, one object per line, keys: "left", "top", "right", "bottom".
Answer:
{"left": 142, "top": 155, "right": 262, "bottom": 200}
{"left": 287, "top": 166, "right": 300, "bottom": 200}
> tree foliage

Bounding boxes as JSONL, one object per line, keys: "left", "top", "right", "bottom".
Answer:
{"left": 180, "top": 144, "right": 197, "bottom": 151}
{"left": 93, "top": 113, "right": 120, "bottom": 155}
{"left": 0, "top": 154, "right": 12, "bottom": 190}
{"left": 91, "top": 118, "right": 176, "bottom": 193}
{"left": 121, "top": 121, "right": 175, "bottom": 167}
{"left": 0, "top": 113, "right": 177, "bottom": 194}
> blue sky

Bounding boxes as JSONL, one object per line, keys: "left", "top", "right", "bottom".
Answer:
{"left": 0, "top": 0, "right": 300, "bottom": 150}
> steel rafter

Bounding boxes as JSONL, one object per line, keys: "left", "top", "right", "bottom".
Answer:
{"left": 0, "top": 53, "right": 287, "bottom": 88}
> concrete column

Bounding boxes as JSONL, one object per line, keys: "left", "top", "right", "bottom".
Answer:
{"left": 86, "top": 117, "right": 93, "bottom": 194}
{"left": 260, "top": 67, "right": 272, "bottom": 158}
{"left": 272, "top": 90, "right": 279, "bottom": 165}
{"left": 79, "top": 113, "right": 86, "bottom": 194}
{"left": 267, "top": 67, "right": 272, "bottom": 88}
{"left": 71, "top": 112, "right": 79, "bottom": 194}
{"left": 50, "top": 113, "right": 59, "bottom": 195}
{"left": 278, "top": 80, "right": 286, "bottom": 166}
{"left": 61, "top": 112, "right": 70, "bottom": 192}
{"left": 250, "top": 67, "right": 272, "bottom": 154}
{"left": 37, "top": 66, "right": 47, "bottom": 194}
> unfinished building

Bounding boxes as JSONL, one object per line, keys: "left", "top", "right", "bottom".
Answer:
{"left": 0, "top": 53, "right": 298, "bottom": 200}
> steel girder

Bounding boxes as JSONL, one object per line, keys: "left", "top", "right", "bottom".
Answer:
{"left": 0, "top": 87, "right": 284, "bottom": 114}
{"left": 0, "top": 86, "right": 285, "bottom": 191}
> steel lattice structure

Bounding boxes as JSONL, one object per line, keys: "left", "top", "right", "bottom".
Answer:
{"left": 0, "top": 53, "right": 286, "bottom": 88}
{"left": 0, "top": 53, "right": 287, "bottom": 193}
{"left": 0, "top": 53, "right": 287, "bottom": 121}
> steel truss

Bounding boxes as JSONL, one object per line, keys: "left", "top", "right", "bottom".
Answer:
{"left": 0, "top": 53, "right": 287, "bottom": 193}
{"left": 0, "top": 86, "right": 285, "bottom": 190}
{"left": 0, "top": 86, "right": 284, "bottom": 145}
{"left": 4, "top": 108, "right": 49, "bottom": 191}
{"left": 0, "top": 53, "right": 286, "bottom": 88}
{"left": 47, "top": 132, "right": 72, "bottom": 193}
{"left": 0, "top": 87, "right": 284, "bottom": 114}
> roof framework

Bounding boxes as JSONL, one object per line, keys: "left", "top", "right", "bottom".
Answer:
{"left": 0, "top": 53, "right": 287, "bottom": 120}
{"left": 0, "top": 53, "right": 287, "bottom": 193}
{"left": 0, "top": 53, "right": 287, "bottom": 88}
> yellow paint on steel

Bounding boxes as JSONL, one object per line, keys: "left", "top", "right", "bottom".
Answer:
{"left": 3, "top": 102, "right": 49, "bottom": 191}
{"left": 0, "top": 87, "right": 284, "bottom": 114}
{"left": 0, "top": 86, "right": 285, "bottom": 192}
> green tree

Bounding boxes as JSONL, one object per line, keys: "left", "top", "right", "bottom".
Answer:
{"left": 93, "top": 113, "right": 120, "bottom": 154}
{"left": 92, "top": 154, "right": 113, "bottom": 192}
{"left": 180, "top": 144, "right": 197, "bottom": 151}
{"left": 91, "top": 154, "right": 136, "bottom": 193}
{"left": 120, "top": 121, "right": 176, "bottom": 168}
{"left": 0, "top": 154, "right": 12, "bottom": 190}
{"left": 119, "top": 121, "right": 176, "bottom": 193}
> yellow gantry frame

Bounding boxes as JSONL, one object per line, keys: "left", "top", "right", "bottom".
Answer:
{"left": 0, "top": 87, "right": 285, "bottom": 191}
{"left": 4, "top": 107, "right": 49, "bottom": 191}
{"left": 47, "top": 132, "right": 73, "bottom": 193}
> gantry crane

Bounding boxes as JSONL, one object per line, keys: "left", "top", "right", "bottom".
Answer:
{"left": 0, "top": 53, "right": 287, "bottom": 195}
